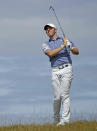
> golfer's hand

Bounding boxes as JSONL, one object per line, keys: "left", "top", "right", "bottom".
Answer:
{"left": 64, "top": 37, "right": 67, "bottom": 47}
{"left": 66, "top": 39, "right": 72, "bottom": 49}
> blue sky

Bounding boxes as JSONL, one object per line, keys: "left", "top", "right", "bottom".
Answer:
{"left": 0, "top": 0, "right": 97, "bottom": 124}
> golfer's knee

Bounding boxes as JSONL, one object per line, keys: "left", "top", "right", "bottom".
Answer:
{"left": 61, "top": 93, "right": 69, "bottom": 102}
{"left": 54, "top": 95, "right": 61, "bottom": 101}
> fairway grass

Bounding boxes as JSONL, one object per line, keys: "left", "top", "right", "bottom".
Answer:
{"left": 0, "top": 121, "right": 97, "bottom": 131}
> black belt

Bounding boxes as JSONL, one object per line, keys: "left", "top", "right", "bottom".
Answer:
{"left": 52, "top": 64, "right": 71, "bottom": 69}
{"left": 58, "top": 64, "right": 68, "bottom": 69}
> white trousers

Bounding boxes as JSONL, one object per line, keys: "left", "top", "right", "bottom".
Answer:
{"left": 51, "top": 64, "right": 73, "bottom": 124}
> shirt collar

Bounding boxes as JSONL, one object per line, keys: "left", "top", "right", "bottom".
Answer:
{"left": 49, "top": 36, "right": 61, "bottom": 42}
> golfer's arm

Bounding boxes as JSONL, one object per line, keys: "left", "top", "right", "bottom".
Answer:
{"left": 45, "top": 46, "right": 63, "bottom": 57}
{"left": 71, "top": 47, "right": 79, "bottom": 55}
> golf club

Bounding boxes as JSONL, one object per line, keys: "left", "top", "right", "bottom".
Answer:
{"left": 49, "top": 5, "right": 66, "bottom": 38}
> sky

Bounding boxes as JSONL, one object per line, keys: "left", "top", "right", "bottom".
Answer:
{"left": 0, "top": 0, "right": 97, "bottom": 124}
{"left": 0, "top": 0, "right": 97, "bottom": 56}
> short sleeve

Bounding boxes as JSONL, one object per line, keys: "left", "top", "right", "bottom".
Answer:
{"left": 42, "top": 43, "right": 51, "bottom": 53}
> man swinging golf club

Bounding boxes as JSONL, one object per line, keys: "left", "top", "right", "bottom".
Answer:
{"left": 42, "top": 23, "right": 79, "bottom": 126}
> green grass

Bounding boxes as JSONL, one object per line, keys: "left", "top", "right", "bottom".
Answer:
{"left": 0, "top": 121, "right": 97, "bottom": 131}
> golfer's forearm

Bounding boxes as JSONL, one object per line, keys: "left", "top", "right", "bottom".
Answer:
{"left": 46, "top": 46, "right": 63, "bottom": 57}
{"left": 71, "top": 47, "right": 79, "bottom": 55}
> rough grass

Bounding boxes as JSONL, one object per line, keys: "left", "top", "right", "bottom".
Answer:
{"left": 0, "top": 121, "right": 97, "bottom": 131}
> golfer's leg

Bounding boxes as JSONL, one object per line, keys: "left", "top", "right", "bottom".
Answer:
{"left": 60, "top": 67, "right": 73, "bottom": 123}
{"left": 53, "top": 99, "right": 61, "bottom": 124}
{"left": 51, "top": 70, "right": 61, "bottom": 124}
{"left": 61, "top": 80, "right": 72, "bottom": 123}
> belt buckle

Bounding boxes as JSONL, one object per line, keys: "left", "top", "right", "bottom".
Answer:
{"left": 58, "top": 65, "right": 64, "bottom": 69}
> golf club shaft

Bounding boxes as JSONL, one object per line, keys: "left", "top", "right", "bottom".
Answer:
{"left": 49, "top": 6, "right": 65, "bottom": 37}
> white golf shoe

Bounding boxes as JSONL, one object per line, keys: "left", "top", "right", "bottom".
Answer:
{"left": 57, "top": 121, "right": 69, "bottom": 126}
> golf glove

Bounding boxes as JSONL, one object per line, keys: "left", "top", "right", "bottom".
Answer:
{"left": 66, "top": 40, "right": 72, "bottom": 49}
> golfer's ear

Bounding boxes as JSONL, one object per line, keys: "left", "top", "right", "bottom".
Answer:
{"left": 55, "top": 28, "right": 57, "bottom": 32}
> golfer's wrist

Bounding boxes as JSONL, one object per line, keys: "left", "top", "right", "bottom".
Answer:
{"left": 60, "top": 44, "right": 65, "bottom": 49}
{"left": 70, "top": 47, "right": 74, "bottom": 51}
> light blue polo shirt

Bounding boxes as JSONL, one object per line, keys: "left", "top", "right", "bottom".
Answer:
{"left": 42, "top": 37, "right": 75, "bottom": 67}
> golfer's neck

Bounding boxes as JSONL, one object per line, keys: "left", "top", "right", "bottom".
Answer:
{"left": 50, "top": 34, "right": 58, "bottom": 40}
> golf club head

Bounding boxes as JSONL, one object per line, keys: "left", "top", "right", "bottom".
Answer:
{"left": 49, "top": 5, "right": 54, "bottom": 11}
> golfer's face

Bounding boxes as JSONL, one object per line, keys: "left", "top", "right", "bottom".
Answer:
{"left": 45, "top": 27, "right": 56, "bottom": 37}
